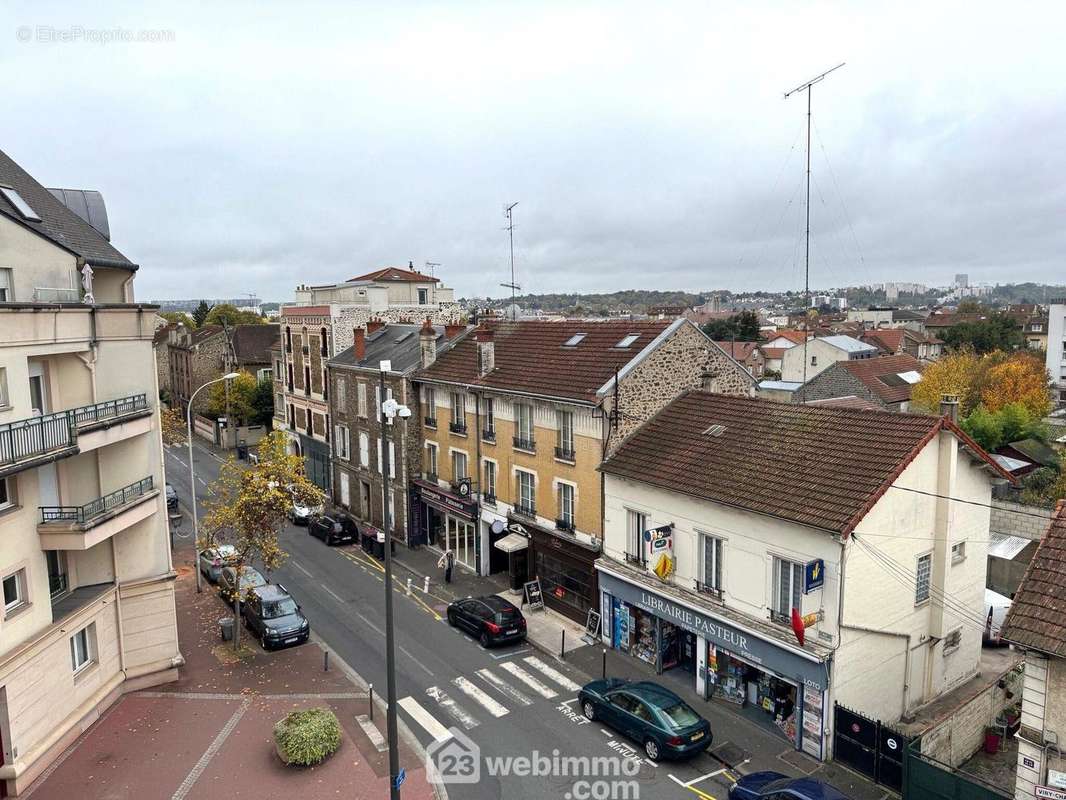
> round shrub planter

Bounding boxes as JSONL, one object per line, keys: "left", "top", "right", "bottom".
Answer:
{"left": 273, "top": 707, "right": 342, "bottom": 767}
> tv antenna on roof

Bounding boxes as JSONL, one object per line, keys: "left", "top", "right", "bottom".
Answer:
{"left": 784, "top": 62, "right": 845, "bottom": 386}
{"left": 500, "top": 202, "right": 520, "bottom": 320}
{"left": 424, "top": 261, "right": 440, "bottom": 277}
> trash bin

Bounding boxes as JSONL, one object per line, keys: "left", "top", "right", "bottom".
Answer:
{"left": 360, "top": 530, "right": 374, "bottom": 554}
{"left": 236, "top": 440, "right": 249, "bottom": 460}
{"left": 219, "top": 617, "right": 235, "bottom": 641}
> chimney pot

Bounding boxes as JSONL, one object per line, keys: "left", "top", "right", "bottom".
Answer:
{"left": 940, "top": 394, "right": 959, "bottom": 422}
{"left": 475, "top": 325, "right": 495, "bottom": 377}
{"left": 445, "top": 322, "right": 464, "bottom": 339}
{"left": 420, "top": 320, "right": 437, "bottom": 369}
{"left": 354, "top": 328, "right": 366, "bottom": 361}
{"left": 367, "top": 318, "right": 385, "bottom": 335}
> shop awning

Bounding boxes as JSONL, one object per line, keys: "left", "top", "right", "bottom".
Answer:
{"left": 494, "top": 533, "right": 529, "bottom": 553}
{"left": 988, "top": 532, "right": 1033, "bottom": 560}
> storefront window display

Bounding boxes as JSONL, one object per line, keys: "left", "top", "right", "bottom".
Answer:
{"left": 707, "top": 646, "right": 798, "bottom": 745}
{"left": 535, "top": 551, "right": 595, "bottom": 619}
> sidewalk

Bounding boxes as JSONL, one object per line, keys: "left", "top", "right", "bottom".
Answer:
{"left": 24, "top": 537, "right": 440, "bottom": 800}
{"left": 391, "top": 544, "right": 587, "bottom": 657}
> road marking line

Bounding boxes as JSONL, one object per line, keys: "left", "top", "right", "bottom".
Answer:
{"left": 356, "top": 714, "right": 388, "bottom": 752}
{"left": 499, "top": 661, "right": 556, "bottom": 698}
{"left": 601, "top": 728, "right": 612, "bottom": 736}
{"left": 172, "top": 698, "right": 250, "bottom": 799}
{"left": 475, "top": 668, "right": 533, "bottom": 707}
{"left": 685, "top": 768, "right": 727, "bottom": 786}
{"left": 559, "top": 698, "right": 576, "bottom": 708}
{"left": 452, "top": 676, "right": 509, "bottom": 718}
{"left": 355, "top": 611, "right": 386, "bottom": 637}
{"left": 323, "top": 586, "right": 344, "bottom": 603}
{"left": 398, "top": 696, "right": 452, "bottom": 743}
{"left": 670, "top": 774, "right": 718, "bottom": 799}
{"left": 490, "top": 647, "right": 530, "bottom": 660}
{"left": 400, "top": 645, "right": 433, "bottom": 676}
{"left": 291, "top": 560, "right": 314, "bottom": 578}
{"left": 426, "top": 686, "right": 479, "bottom": 730}
{"left": 522, "top": 656, "right": 582, "bottom": 691}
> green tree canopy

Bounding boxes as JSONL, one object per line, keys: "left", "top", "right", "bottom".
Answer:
{"left": 204, "top": 303, "right": 267, "bottom": 327}
{"left": 160, "top": 311, "right": 196, "bottom": 327}
{"left": 700, "top": 310, "right": 761, "bottom": 342}
{"left": 192, "top": 300, "right": 212, "bottom": 327}
{"left": 206, "top": 371, "right": 258, "bottom": 424}
{"left": 941, "top": 313, "right": 1023, "bottom": 354}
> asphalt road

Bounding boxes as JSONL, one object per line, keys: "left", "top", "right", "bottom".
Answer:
{"left": 164, "top": 441, "right": 742, "bottom": 800}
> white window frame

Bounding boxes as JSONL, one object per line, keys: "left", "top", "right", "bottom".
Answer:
{"left": 426, "top": 442, "right": 438, "bottom": 478}
{"left": 451, "top": 392, "right": 465, "bottom": 428}
{"left": 516, "top": 469, "right": 536, "bottom": 514}
{"left": 626, "top": 509, "right": 647, "bottom": 564}
{"left": 557, "top": 481, "right": 575, "bottom": 528}
{"left": 484, "top": 397, "right": 495, "bottom": 435}
{"left": 0, "top": 367, "right": 8, "bottom": 408}
{"left": 339, "top": 471, "right": 351, "bottom": 508}
{"left": 358, "top": 432, "right": 370, "bottom": 468}
{"left": 951, "top": 541, "right": 966, "bottom": 564}
{"left": 515, "top": 403, "right": 534, "bottom": 443}
{"left": 334, "top": 425, "right": 351, "bottom": 461}
{"left": 451, "top": 449, "right": 468, "bottom": 481}
{"left": 424, "top": 386, "right": 436, "bottom": 424}
{"left": 483, "top": 458, "right": 497, "bottom": 499}
{"left": 557, "top": 409, "right": 574, "bottom": 455}
{"left": 0, "top": 268, "right": 12, "bottom": 302}
{"left": 336, "top": 376, "right": 347, "bottom": 407}
{"left": 2, "top": 568, "right": 26, "bottom": 615}
{"left": 915, "top": 552, "right": 932, "bottom": 605}
{"left": 377, "top": 437, "right": 395, "bottom": 477}
{"left": 70, "top": 624, "right": 95, "bottom": 674}
{"left": 772, "top": 556, "right": 803, "bottom": 618}
{"left": 699, "top": 533, "right": 724, "bottom": 595}
{"left": 357, "top": 382, "right": 367, "bottom": 418}
{"left": 0, "top": 476, "right": 14, "bottom": 511}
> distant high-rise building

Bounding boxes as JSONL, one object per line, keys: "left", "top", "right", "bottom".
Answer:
{"left": 955, "top": 273, "right": 969, "bottom": 288}
{"left": 1047, "top": 301, "right": 1066, "bottom": 403}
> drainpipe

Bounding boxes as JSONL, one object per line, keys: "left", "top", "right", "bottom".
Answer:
{"left": 76, "top": 350, "right": 98, "bottom": 403}
{"left": 111, "top": 538, "right": 128, "bottom": 675}
{"left": 473, "top": 387, "right": 483, "bottom": 576}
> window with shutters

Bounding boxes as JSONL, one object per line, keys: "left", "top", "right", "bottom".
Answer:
{"left": 359, "top": 432, "right": 369, "bottom": 468}
{"left": 626, "top": 510, "right": 646, "bottom": 565}
{"left": 339, "top": 472, "right": 351, "bottom": 508}
{"left": 772, "top": 557, "right": 803, "bottom": 621}
{"left": 334, "top": 425, "right": 350, "bottom": 460}
{"left": 699, "top": 534, "right": 723, "bottom": 596}
{"left": 357, "top": 382, "right": 367, "bottom": 418}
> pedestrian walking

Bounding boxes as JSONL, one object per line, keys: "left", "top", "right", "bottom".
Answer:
{"left": 437, "top": 549, "right": 455, "bottom": 583}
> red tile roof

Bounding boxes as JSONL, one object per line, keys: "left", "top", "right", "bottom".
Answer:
{"left": 281, "top": 305, "right": 331, "bottom": 318}
{"left": 860, "top": 329, "right": 904, "bottom": 353}
{"left": 839, "top": 354, "right": 923, "bottom": 405}
{"left": 1001, "top": 502, "right": 1066, "bottom": 656}
{"left": 804, "top": 396, "right": 884, "bottom": 411}
{"left": 349, "top": 266, "right": 440, "bottom": 283}
{"left": 761, "top": 347, "right": 787, "bottom": 360}
{"left": 600, "top": 391, "right": 1008, "bottom": 535}
{"left": 415, "top": 319, "right": 674, "bottom": 402}
{"left": 713, "top": 341, "right": 762, "bottom": 361}
{"left": 765, "top": 330, "right": 808, "bottom": 345}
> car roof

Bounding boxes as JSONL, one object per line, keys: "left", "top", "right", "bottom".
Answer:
{"left": 779, "top": 778, "right": 850, "bottom": 799}
{"left": 252, "top": 584, "right": 292, "bottom": 601}
{"left": 627, "top": 682, "right": 684, "bottom": 706}
{"left": 481, "top": 596, "right": 518, "bottom": 612}
{"left": 319, "top": 514, "right": 337, "bottom": 523}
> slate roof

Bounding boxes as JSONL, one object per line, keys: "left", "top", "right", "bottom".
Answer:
{"left": 330, "top": 323, "right": 469, "bottom": 375}
{"left": 0, "top": 149, "right": 136, "bottom": 270}
{"left": 348, "top": 266, "right": 439, "bottom": 283}
{"left": 839, "top": 354, "right": 923, "bottom": 405}
{"left": 1001, "top": 503, "right": 1066, "bottom": 656}
{"left": 600, "top": 391, "right": 1008, "bottom": 535}
{"left": 414, "top": 319, "right": 676, "bottom": 403}
{"left": 230, "top": 324, "right": 280, "bottom": 365}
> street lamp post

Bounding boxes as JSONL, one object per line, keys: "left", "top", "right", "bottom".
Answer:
{"left": 379, "top": 361, "right": 411, "bottom": 800}
{"left": 189, "top": 372, "right": 240, "bottom": 593}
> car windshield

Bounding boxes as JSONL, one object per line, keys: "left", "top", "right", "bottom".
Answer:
{"left": 658, "top": 701, "right": 701, "bottom": 729}
{"left": 217, "top": 545, "right": 238, "bottom": 558}
{"left": 761, "top": 778, "right": 793, "bottom": 793}
{"left": 262, "top": 598, "right": 299, "bottom": 619}
{"left": 240, "top": 572, "right": 265, "bottom": 588}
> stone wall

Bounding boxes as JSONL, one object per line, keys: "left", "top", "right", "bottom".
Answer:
{"left": 332, "top": 304, "right": 461, "bottom": 355}
{"left": 154, "top": 341, "right": 170, "bottom": 400}
{"left": 609, "top": 323, "right": 754, "bottom": 452}
{"left": 989, "top": 499, "right": 1052, "bottom": 540}
{"left": 793, "top": 363, "right": 885, "bottom": 407}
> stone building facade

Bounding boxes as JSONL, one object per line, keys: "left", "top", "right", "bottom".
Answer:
{"left": 167, "top": 325, "right": 228, "bottom": 415}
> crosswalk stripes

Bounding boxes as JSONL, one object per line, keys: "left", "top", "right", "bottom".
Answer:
{"left": 452, "top": 677, "right": 509, "bottom": 718}
{"left": 498, "top": 661, "right": 558, "bottom": 698}
{"left": 475, "top": 668, "right": 533, "bottom": 707}
{"left": 523, "top": 656, "right": 582, "bottom": 692}
{"left": 426, "top": 685, "right": 480, "bottom": 729}
{"left": 398, "top": 696, "right": 452, "bottom": 743}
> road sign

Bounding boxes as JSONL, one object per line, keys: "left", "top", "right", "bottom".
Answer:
{"left": 394, "top": 768, "right": 406, "bottom": 789}
{"left": 804, "top": 559, "right": 824, "bottom": 593}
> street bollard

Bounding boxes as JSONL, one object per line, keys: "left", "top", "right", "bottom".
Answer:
{"left": 602, "top": 649, "right": 607, "bottom": 679}
{"left": 369, "top": 684, "right": 374, "bottom": 721}
{"left": 324, "top": 650, "right": 329, "bottom": 672}
{"left": 423, "top": 575, "right": 430, "bottom": 593}
{"left": 560, "top": 629, "right": 566, "bottom": 659}
{"left": 406, "top": 577, "right": 412, "bottom": 595}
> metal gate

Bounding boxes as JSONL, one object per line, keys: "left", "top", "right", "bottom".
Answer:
{"left": 833, "top": 704, "right": 910, "bottom": 793}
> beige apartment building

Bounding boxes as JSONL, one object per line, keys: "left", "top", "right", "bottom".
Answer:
{"left": 0, "top": 150, "right": 180, "bottom": 795}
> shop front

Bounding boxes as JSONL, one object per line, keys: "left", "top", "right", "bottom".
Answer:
{"left": 597, "top": 565, "right": 831, "bottom": 760}
{"left": 410, "top": 479, "right": 480, "bottom": 572}
{"left": 511, "top": 517, "right": 600, "bottom": 624}
{"left": 299, "top": 433, "right": 332, "bottom": 495}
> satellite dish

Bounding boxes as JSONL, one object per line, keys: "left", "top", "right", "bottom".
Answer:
{"left": 490, "top": 520, "right": 506, "bottom": 535}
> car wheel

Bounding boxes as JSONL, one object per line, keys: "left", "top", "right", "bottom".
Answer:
{"left": 261, "top": 631, "right": 269, "bottom": 651}
{"left": 644, "top": 738, "right": 660, "bottom": 762}
{"left": 479, "top": 630, "right": 491, "bottom": 648}
{"left": 447, "top": 609, "right": 457, "bottom": 627}
{"left": 582, "top": 700, "right": 596, "bottom": 721}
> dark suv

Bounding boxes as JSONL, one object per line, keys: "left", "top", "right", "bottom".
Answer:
{"left": 308, "top": 514, "right": 355, "bottom": 546}
{"left": 242, "top": 584, "right": 310, "bottom": 650}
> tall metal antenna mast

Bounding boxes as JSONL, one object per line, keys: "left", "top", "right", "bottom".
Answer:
{"left": 784, "top": 62, "right": 844, "bottom": 387}
{"left": 424, "top": 261, "right": 440, "bottom": 277}
{"left": 500, "top": 202, "right": 520, "bottom": 320}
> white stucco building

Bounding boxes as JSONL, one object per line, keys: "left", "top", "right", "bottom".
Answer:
{"left": 780, "top": 334, "right": 878, "bottom": 383}
{"left": 1046, "top": 301, "right": 1066, "bottom": 404}
{"left": 596, "top": 391, "right": 1008, "bottom": 761}
{"left": 0, "top": 149, "right": 181, "bottom": 794}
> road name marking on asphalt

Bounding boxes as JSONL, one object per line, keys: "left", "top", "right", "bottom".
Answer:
{"left": 452, "top": 676, "right": 509, "bottom": 718}
{"left": 398, "top": 697, "right": 452, "bottom": 743}
{"left": 426, "top": 686, "right": 479, "bottom": 730}
{"left": 558, "top": 698, "right": 575, "bottom": 708}
{"left": 323, "top": 585, "right": 344, "bottom": 603}
{"left": 498, "top": 661, "right": 556, "bottom": 698}
{"left": 356, "top": 714, "right": 388, "bottom": 752}
{"left": 555, "top": 701, "right": 591, "bottom": 726}
{"left": 523, "top": 656, "right": 582, "bottom": 691}
{"left": 172, "top": 697, "right": 251, "bottom": 799}
{"left": 291, "top": 560, "right": 314, "bottom": 579}
{"left": 600, "top": 728, "right": 612, "bottom": 736}
{"left": 475, "top": 668, "right": 533, "bottom": 707}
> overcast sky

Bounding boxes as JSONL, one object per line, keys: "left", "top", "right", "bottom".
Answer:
{"left": 3, "top": 1, "right": 1064, "bottom": 301}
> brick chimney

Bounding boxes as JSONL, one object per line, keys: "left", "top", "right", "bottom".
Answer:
{"left": 420, "top": 318, "right": 437, "bottom": 369}
{"left": 475, "top": 327, "right": 495, "bottom": 377}
{"left": 353, "top": 327, "right": 366, "bottom": 361}
{"left": 367, "top": 318, "right": 385, "bottom": 335}
{"left": 444, "top": 322, "right": 465, "bottom": 339}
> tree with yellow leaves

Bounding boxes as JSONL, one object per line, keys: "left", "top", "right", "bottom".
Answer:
{"left": 910, "top": 348, "right": 982, "bottom": 415}
{"left": 201, "top": 431, "right": 323, "bottom": 649}
{"left": 160, "top": 406, "right": 187, "bottom": 447}
{"left": 912, "top": 348, "right": 1052, "bottom": 420}
{"left": 980, "top": 351, "right": 1053, "bottom": 419}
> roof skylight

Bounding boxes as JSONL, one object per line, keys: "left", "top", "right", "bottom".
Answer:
{"left": 615, "top": 333, "right": 640, "bottom": 349}
{"left": 563, "top": 333, "right": 587, "bottom": 347}
{"left": 0, "top": 186, "right": 41, "bottom": 221}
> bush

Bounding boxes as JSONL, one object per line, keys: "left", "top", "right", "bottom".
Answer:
{"left": 274, "top": 707, "right": 341, "bottom": 766}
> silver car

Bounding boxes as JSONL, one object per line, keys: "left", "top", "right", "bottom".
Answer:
{"left": 199, "top": 544, "right": 240, "bottom": 584}
{"left": 218, "top": 565, "right": 267, "bottom": 606}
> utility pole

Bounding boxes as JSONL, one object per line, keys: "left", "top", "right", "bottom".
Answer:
{"left": 784, "top": 62, "right": 844, "bottom": 386}
{"left": 500, "top": 202, "right": 520, "bottom": 320}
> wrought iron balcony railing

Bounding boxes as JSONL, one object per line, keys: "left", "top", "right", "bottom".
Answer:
{"left": 40, "top": 476, "right": 154, "bottom": 525}
{"left": 72, "top": 394, "right": 149, "bottom": 427}
{"left": 0, "top": 411, "right": 77, "bottom": 467}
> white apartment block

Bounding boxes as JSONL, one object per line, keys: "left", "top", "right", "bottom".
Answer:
{"left": 1046, "top": 301, "right": 1066, "bottom": 403}
{"left": 0, "top": 151, "right": 180, "bottom": 794}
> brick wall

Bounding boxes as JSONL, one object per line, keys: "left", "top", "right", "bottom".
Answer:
{"left": 989, "top": 499, "right": 1052, "bottom": 540}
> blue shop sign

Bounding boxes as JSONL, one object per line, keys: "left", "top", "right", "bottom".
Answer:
{"left": 804, "top": 559, "right": 825, "bottom": 594}
{"left": 599, "top": 570, "right": 830, "bottom": 692}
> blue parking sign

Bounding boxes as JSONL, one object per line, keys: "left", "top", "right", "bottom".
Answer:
{"left": 804, "top": 559, "right": 825, "bottom": 593}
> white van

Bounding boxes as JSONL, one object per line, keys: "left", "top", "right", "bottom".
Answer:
{"left": 983, "top": 589, "right": 1012, "bottom": 646}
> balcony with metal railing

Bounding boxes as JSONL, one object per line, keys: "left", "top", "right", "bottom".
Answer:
{"left": 73, "top": 394, "right": 150, "bottom": 430}
{"left": 0, "top": 411, "right": 78, "bottom": 477}
{"left": 39, "top": 476, "right": 159, "bottom": 550}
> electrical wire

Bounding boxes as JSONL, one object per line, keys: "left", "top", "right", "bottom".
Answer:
{"left": 886, "top": 483, "right": 1056, "bottom": 521}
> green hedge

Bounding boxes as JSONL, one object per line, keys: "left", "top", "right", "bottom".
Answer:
{"left": 274, "top": 707, "right": 341, "bottom": 766}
